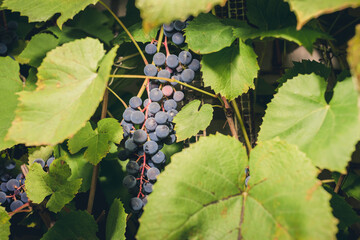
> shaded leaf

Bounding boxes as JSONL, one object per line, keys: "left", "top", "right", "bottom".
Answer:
{"left": 259, "top": 74, "right": 360, "bottom": 172}
{"left": 41, "top": 211, "right": 98, "bottom": 240}
{"left": 0, "top": 207, "right": 10, "bottom": 240}
{"left": 7, "top": 38, "right": 118, "bottom": 146}
{"left": 26, "top": 159, "right": 82, "bottom": 212}
{"left": 0, "top": 57, "right": 22, "bottom": 151}
{"left": 68, "top": 118, "right": 123, "bottom": 165}
{"left": 334, "top": 170, "right": 360, "bottom": 201}
{"left": 114, "top": 22, "right": 158, "bottom": 45}
{"left": 106, "top": 199, "right": 126, "bottom": 240}
{"left": 201, "top": 42, "right": 259, "bottom": 100}
{"left": 173, "top": 100, "right": 213, "bottom": 142}
{"left": 28, "top": 145, "right": 54, "bottom": 165}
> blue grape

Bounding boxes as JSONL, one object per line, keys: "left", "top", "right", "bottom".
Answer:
{"left": 20, "top": 192, "right": 28, "bottom": 203}
{"left": 180, "top": 69, "right": 195, "bottom": 83}
{"left": 146, "top": 167, "right": 160, "bottom": 180}
{"left": 6, "top": 179, "right": 19, "bottom": 191}
{"left": 7, "top": 21, "right": 18, "bottom": 30}
{"left": 33, "top": 158, "right": 45, "bottom": 168}
{"left": 150, "top": 88, "right": 163, "bottom": 102}
{"left": 126, "top": 161, "right": 140, "bottom": 174}
{"left": 142, "top": 196, "right": 148, "bottom": 206}
{"left": 151, "top": 151, "right": 165, "bottom": 164}
{"left": 171, "top": 75, "right": 180, "bottom": 86}
{"left": 143, "top": 141, "right": 158, "bottom": 155}
{"left": 163, "top": 23, "right": 174, "bottom": 32}
{"left": 130, "top": 111, "right": 145, "bottom": 124}
{"left": 155, "top": 125, "right": 170, "bottom": 139}
{"left": 143, "top": 98, "right": 149, "bottom": 108}
{"left": 0, "top": 192, "right": 6, "bottom": 204}
{"left": 130, "top": 197, "right": 144, "bottom": 211}
{"left": 188, "top": 59, "right": 200, "bottom": 71}
{"left": 164, "top": 30, "right": 174, "bottom": 38}
{"left": 0, "top": 43, "right": 7, "bottom": 55}
{"left": 178, "top": 51, "right": 192, "bottom": 65}
{"left": 129, "top": 96, "right": 142, "bottom": 109}
{"left": 155, "top": 111, "right": 168, "bottom": 124}
{"left": 145, "top": 118, "right": 157, "bottom": 131}
{"left": 148, "top": 102, "right": 160, "bottom": 114}
{"left": 123, "top": 125, "right": 131, "bottom": 138}
{"left": 174, "top": 20, "right": 186, "bottom": 31}
{"left": 5, "top": 161, "right": 15, "bottom": 170}
{"left": 145, "top": 43, "right": 157, "bottom": 55}
{"left": 133, "top": 129, "right": 147, "bottom": 144}
{"left": 164, "top": 99, "right": 177, "bottom": 111}
{"left": 123, "top": 175, "right": 137, "bottom": 189}
{"left": 0, "top": 174, "right": 10, "bottom": 182}
{"left": 143, "top": 182, "right": 153, "bottom": 193}
{"left": 173, "top": 91, "right": 184, "bottom": 102}
{"left": 1, "top": 183, "right": 7, "bottom": 192}
{"left": 157, "top": 69, "right": 171, "bottom": 83}
{"left": 164, "top": 134, "right": 177, "bottom": 145}
{"left": 158, "top": 142, "right": 164, "bottom": 150}
{"left": 153, "top": 52, "right": 166, "bottom": 66}
{"left": 125, "top": 139, "right": 138, "bottom": 152}
{"left": 10, "top": 200, "right": 23, "bottom": 212}
{"left": 149, "top": 132, "right": 159, "bottom": 141}
{"left": 167, "top": 109, "right": 178, "bottom": 121}
{"left": 166, "top": 54, "right": 179, "bottom": 68}
{"left": 118, "top": 149, "right": 130, "bottom": 161}
{"left": 47, "top": 157, "right": 55, "bottom": 167}
{"left": 172, "top": 32, "right": 184, "bottom": 45}
{"left": 123, "top": 108, "right": 135, "bottom": 122}
{"left": 144, "top": 64, "right": 158, "bottom": 76}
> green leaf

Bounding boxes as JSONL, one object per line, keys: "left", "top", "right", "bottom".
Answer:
{"left": 201, "top": 42, "right": 259, "bottom": 100}
{"left": 173, "top": 100, "right": 213, "bottom": 142}
{"left": 106, "top": 199, "right": 126, "bottom": 240}
{"left": 114, "top": 22, "right": 158, "bottom": 45}
{"left": 137, "top": 134, "right": 337, "bottom": 239}
{"left": 334, "top": 170, "right": 360, "bottom": 201}
{"left": 41, "top": 211, "right": 98, "bottom": 240}
{"left": 284, "top": 0, "right": 360, "bottom": 29}
{"left": 68, "top": 118, "right": 123, "bottom": 165}
{"left": 7, "top": 38, "right": 118, "bottom": 146}
{"left": 3, "top": 0, "right": 99, "bottom": 28}
{"left": 28, "top": 145, "right": 54, "bottom": 165}
{"left": 17, "top": 33, "right": 59, "bottom": 67}
{"left": 26, "top": 159, "right": 82, "bottom": 212}
{"left": 258, "top": 74, "right": 360, "bottom": 172}
{"left": 185, "top": 13, "right": 235, "bottom": 54}
{"left": 0, "top": 57, "right": 22, "bottom": 151}
{"left": 135, "top": 0, "right": 227, "bottom": 31}
{"left": 47, "top": 26, "right": 89, "bottom": 45}
{"left": 0, "top": 207, "right": 10, "bottom": 240}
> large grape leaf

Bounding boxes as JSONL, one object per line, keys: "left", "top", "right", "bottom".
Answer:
{"left": 42, "top": 211, "right": 98, "bottom": 240}
{"left": 0, "top": 57, "right": 22, "bottom": 151}
{"left": 135, "top": 0, "right": 227, "bottom": 31}
{"left": 26, "top": 159, "right": 82, "bottom": 213}
{"left": 114, "top": 22, "right": 158, "bottom": 45}
{"left": 173, "top": 100, "right": 213, "bottom": 142}
{"left": 6, "top": 38, "right": 118, "bottom": 146}
{"left": 68, "top": 118, "right": 123, "bottom": 165}
{"left": 137, "top": 134, "right": 337, "bottom": 239}
{"left": 201, "top": 42, "right": 259, "bottom": 100}
{"left": 3, "top": 0, "right": 98, "bottom": 28}
{"left": 17, "top": 33, "right": 59, "bottom": 67}
{"left": 185, "top": 14, "right": 235, "bottom": 54}
{"left": 258, "top": 74, "right": 360, "bottom": 172}
{"left": 0, "top": 207, "right": 10, "bottom": 240}
{"left": 106, "top": 199, "right": 126, "bottom": 240}
{"left": 284, "top": 0, "right": 360, "bottom": 29}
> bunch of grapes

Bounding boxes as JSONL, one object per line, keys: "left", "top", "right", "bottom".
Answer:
{"left": 162, "top": 19, "right": 191, "bottom": 46}
{"left": 0, "top": 21, "right": 18, "bottom": 56}
{"left": 119, "top": 43, "right": 201, "bottom": 212}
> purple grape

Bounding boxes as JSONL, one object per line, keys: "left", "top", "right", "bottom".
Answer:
{"left": 145, "top": 43, "right": 157, "bottom": 55}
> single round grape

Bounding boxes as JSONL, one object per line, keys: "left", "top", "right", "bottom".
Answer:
{"left": 0, "top": 174, "right": 10, "bottom": 182}
{"left": 155, "top": 111, "right": 168, "bottom": 124}
{"left": 173, "top": 91, "right": 184, "bottom": 102}
{"left": 188, "top": 59, "right": 200, "bottom": 71}
{"left": 143, "top": 182, "right": 153, "bottom": 193}
{"left": 129, "top": 96, "right": 142, "bottom": 109}
{"left": 143, "top": 98, "right": 150, "bottom": 108}
{"left": 149, "top": 132, "right": 159, "bottom": 141}
{"left": 163, "top": 22, "right": 174, "bottom": 32}
{"left": 5, "top": 161, "right": 16, "bottom": 170}
{"left": 162, "top": 85, "right": 173, "bottom": 97}
{"left": 172, "top": 32, "right": 184, "bottom": 45}
{"left": 118, "top": 149, "right": 130, "bottom": 161}
{"left": 123, "top": 175, "right": 137, "bottom": 189}
{"left": 145, "top": 118, "right": 157, "bottom": 131}
{"left": 144, "top": 64, "right": 158, "bottom": 76}
{"left": 1, "top": 183, "right": 8, "bottom": 192}
{"left": 148, "top": 102, "right": 161, "bottom": 114}
{"left": 10, "top": 200, "right": 24, "bottom": 211}
{"left": 178, "top": 51, "right": 192, "bottom": 65}
{"left": 33, "top": 158, "right": 45, "bottom": 168}
{"left": 0, "top": 43, "right": 7, "bottom": 55}
{"left": 164, "top": 99, "right": 177, "bottom": 111}
{"left": 166, "top": 54, "right": 179, "bottom": 68}
{"left": 155, "top": 125, "right": 170, "bottom": 139}
{"left": 164, "top": 134, "right": 177, "bottom": 145}
{"left": 158, "top": 142, "right": 164, "bottom": 150}
{"left": 174, "top": 20, "right": 186, "bottom": 31}
{"left": 157, "top": 69, "right": 171, "bottom": 83}
{"left": 143, "top": 141, "right": 158, "bottom": 155}
{"left": 133, "top": 129, "right": 147, "bottom": 144}
{"left": 126, "top": 161, "right": 140, "bottom": 174}
{"left": 164, "top": 30, "right": 174, "bottom": 38}
{"left": 145, "top": 43, "right": 157, "bottom": 55}
{"left": 47, "top": 157, "right": 55, "bottom": 167}
{"left": 20, "top": 192, "right": 28, "bottom": 203}
{"left": 153, "top": 52, "right": 166, "bottom": 66}
{"left": 147, "top": 167, "right": 160, "bottom": 180}
{"left": 6, "top": 179, "right": 19, "bottom": 191}
{"left": 150, "top": 88, "right": 163, "bottom": 102}
{"left": 125, "top": 139, "right": 138, "bottom": 152}
{"left": 180, "top": 69, "right": 195, "bottom": 83}
{"left": 171, "top": 75, "right": 180, "bottom": 86}
{"left": 0, "top": 191, "right": 7, "bottom": 204}
{"left": 123, "top": 108, "right": 135, "bottom": 122}
{"left": 151, "top": 151, "right": 165, "bottom": 164}
{"left": 130, "top": 197, "right": 144, "bottom": 211}
{"left": 7, "top": 21, "right": 18, "bottom": 30}
{"left": 167, "top": 109, "right": 178, "bottom": 121}
{"left": 130, "top": 111, "right": 145, "bottom": 125}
